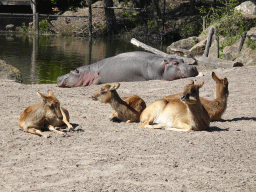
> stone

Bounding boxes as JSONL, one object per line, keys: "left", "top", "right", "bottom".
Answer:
{"left": 235, "top": 1, "right": 256, "bottom": 15}
{"left": 0, "top": 60, "right": 22, "bottom": 83}
{"left": 167, "top": 36, "right": 199, "bottom": 50}
{"left": 5, "top": 24, "right": 15, "bottom": 31}
{"left": 189, "top": 39, "right": 207, "bottom": 56}
{"left": 247, "top": 27, "right": 256, "bottom": 41}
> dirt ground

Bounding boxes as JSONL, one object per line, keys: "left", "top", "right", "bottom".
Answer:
{"left": 0, "top": 65, "right": 256, "bottom": 192}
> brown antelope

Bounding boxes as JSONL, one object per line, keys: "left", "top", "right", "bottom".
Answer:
{"left": 18, "top": 90, "right": 73, "bottom": 138}
{"left": 140, "top": 80, "right": 210, "bottom": 131}
{"left": 165, "top": 72, "right": 229, "bottom": 122}
{"left": 92, "top": 82, "right": 146, "bottom": 123}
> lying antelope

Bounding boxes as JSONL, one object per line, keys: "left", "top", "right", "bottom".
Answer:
{"left": 92, "top": 82, "right": 146, "bottom": 123}
{"left": 140, "top": 80, "right": 210, "bottom": 131}
{"left": 18, "top": 90, "right": 73, "bottom": 138}
{"left": 165, "top": 72, "right": 229, "bottom": 121}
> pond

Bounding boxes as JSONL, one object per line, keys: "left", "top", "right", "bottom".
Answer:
{"left": 0, "top": 34, "right": 169, "bottom": 84}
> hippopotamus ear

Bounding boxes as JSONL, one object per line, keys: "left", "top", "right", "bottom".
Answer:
{"left": 109, "top": 82, "right": 120, "bottom": 91}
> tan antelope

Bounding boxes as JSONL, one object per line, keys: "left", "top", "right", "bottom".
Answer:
{"left": 18, "top": 90, "right": 73, "bottom": 138}
{"left": 92, "top": 82, "right": 146, "bottom": 123}
{"left": 165, "top": 72, "right": 229, "bottom": 122}
{"left": 140, "top": 80, "right": 210, "bottom": 131}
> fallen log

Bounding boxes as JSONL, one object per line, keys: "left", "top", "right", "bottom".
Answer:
{"left": 131, "top": 38, "right": 244, "bottom": 68}
{"left": 195, "top": 56, "right": 243, "bottom": 68}
{"left": 131, "top": 38, "right": 196, "bottom": 65}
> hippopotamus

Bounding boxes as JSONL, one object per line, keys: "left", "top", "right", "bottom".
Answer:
{"left": 57, "top": 51, "right": 198, "bottom": 88}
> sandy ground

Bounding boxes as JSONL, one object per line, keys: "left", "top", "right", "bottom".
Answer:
{"left": 0, "top": 65, "right": 256, "bottom": 192}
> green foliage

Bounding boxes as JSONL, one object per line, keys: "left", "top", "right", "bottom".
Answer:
{"left": 21, "top": 23, "right": 27, "bottom": 32}
{"left": 147, "top": 20, "right": 157, "bottom": 30}
{"left": 180, "top": 22, "right": 202, "bottom": 38}
{"left": 245, "top": 36, "right": 256, "bottom": 50}
{"left": 122, "top": 10, "right": 140, "bottom": 23}
{"left": 39, "top": 19, "right": 50, "bottom": 32}
{"left": 198, "top": 0, "right": 254, "bottom": 54}
{"left": 198, "top": 0, "right": 240, "bottom": 23}
{"left": 219, "top": 35, "right": 240, "bottom": 52}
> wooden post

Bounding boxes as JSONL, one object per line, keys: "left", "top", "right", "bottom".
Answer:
{"left": 203, "top": 27, "right": 214, "bottom": 57}
{"left": 203, "top": 17, "right": 206, "bottom": 31}
{"left": 35, "top": 12, "right": 39, "bottom": 34}
{"left": 88, "top": 1, "right": 92, "bottom": 37}
{"left": 88, "top": 36, "right": 92, "bottom": 64}
{"left": 215, "top": 35, "right": 219, "bottom": 58}
{"left": 31, "top": 0, "right": 37, "bottom": 33}
{"left": 238, "top": 32, "right": 247, "bottom": 53}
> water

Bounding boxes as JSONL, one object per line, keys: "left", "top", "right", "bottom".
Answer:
{"left": 0, "top": 34, "right": 169, "bottom": 84}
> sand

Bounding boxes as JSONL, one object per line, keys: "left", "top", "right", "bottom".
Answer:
{"left": 0, "top": 66, "right": 256, "bottom": 191}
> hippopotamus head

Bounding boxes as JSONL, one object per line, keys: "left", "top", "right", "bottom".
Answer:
{"left": 161, "top": 58, "right": 198, "bottom": 81}
{"left": 57, "top": 67, "right": 97, "bottom": 88}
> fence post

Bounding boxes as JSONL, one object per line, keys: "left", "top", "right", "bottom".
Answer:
{"left": 35, "top": 13, "right": 39, "bottom": 34}
{"left": 204, "top": 27, "right": 214, "bottom": 57}
{"left": 88, "top": 0, "right": 92, "bottom": 37}
{"left": 238, "top": 32, "right": 247, "bottom": 54}
{"left": 215, "top": 35, "right": 219, "bottom": 58}
{"left": 31, "top": 0, "right": 37, "bottom": 33}
{"left": 203, "top": 17, "right": 206, "bottom": 31}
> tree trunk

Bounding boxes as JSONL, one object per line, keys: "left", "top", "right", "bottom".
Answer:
{"left": 152, "top": 0, "right": 161, "bottom": 18}
{"left": 104, "top": 0, "right": 117, "bottom": 35}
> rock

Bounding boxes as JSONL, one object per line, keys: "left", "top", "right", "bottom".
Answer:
{"left": 247, "top": 27, "right": 256, "bottom": 41}
{"left": 6, "top": 24, "right": 15, "bottom": 31}
{"left": 223, "top": 38, "right": 241, "bottom": 60}
{"left": 189, "top": 39, "right": 207, "bottom": 56}
{"left": 0, "top": 60, "right": 22, "bottom": 83}
{"left": 167, "top": 47, "right": 194, "bottom": 58}
{"left": 167, "top": 36, "right": 199, "bottom": 50}
{"left": 234, "top": 40, "right": 256, "bottom": 65}
{"left": 235, "top": 1, "right": 256, "bottom": 15}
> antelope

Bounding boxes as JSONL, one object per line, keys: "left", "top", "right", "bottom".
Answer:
{"left": 140, "top": 80, "right": 210, "bottom": 131}
{"left": 18, "top": 90, "right": 73, "bottom": 138}
{"left": 92, "top": 82, "right": 146, "bottom": 123}
{"left": 165, "top": 72, "right": 229, "bottom": 121}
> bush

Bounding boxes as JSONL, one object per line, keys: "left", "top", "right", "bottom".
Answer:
{"left": 39, "top": 19, "right": 51, "bottom": 32}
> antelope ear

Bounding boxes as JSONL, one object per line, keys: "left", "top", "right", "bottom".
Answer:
{"left": 37, "top": 92, "right": 47, "bottom": 101}
{"left": 212, "top": 72, "right": 220, "bottom": 82}
{"left": 197, "top": 81, "right": 204, "bottom": 88}
{"left": 188, "top": 80, "right": 194, "bottom": 85}
{"left": 110, "top": 82, "right": 120, "bottom": 91}
{"left": 48, "top": 90, "right": 54, "bottom": 96}
{"left": 224, "top": 77, "right": 228, "bottom": 84}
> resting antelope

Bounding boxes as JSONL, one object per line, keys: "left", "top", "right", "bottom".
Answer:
{"left": 140, "top": 80, "right": 210, "bottom": 131}
{"left": 18, "top": 90, "right": 73, "bottom": 138}
{"left": 165, "top": 72, "right": 229, "bottom": 121}
{"left": 92, "top": 82, "right": 146, "bottom": 123}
